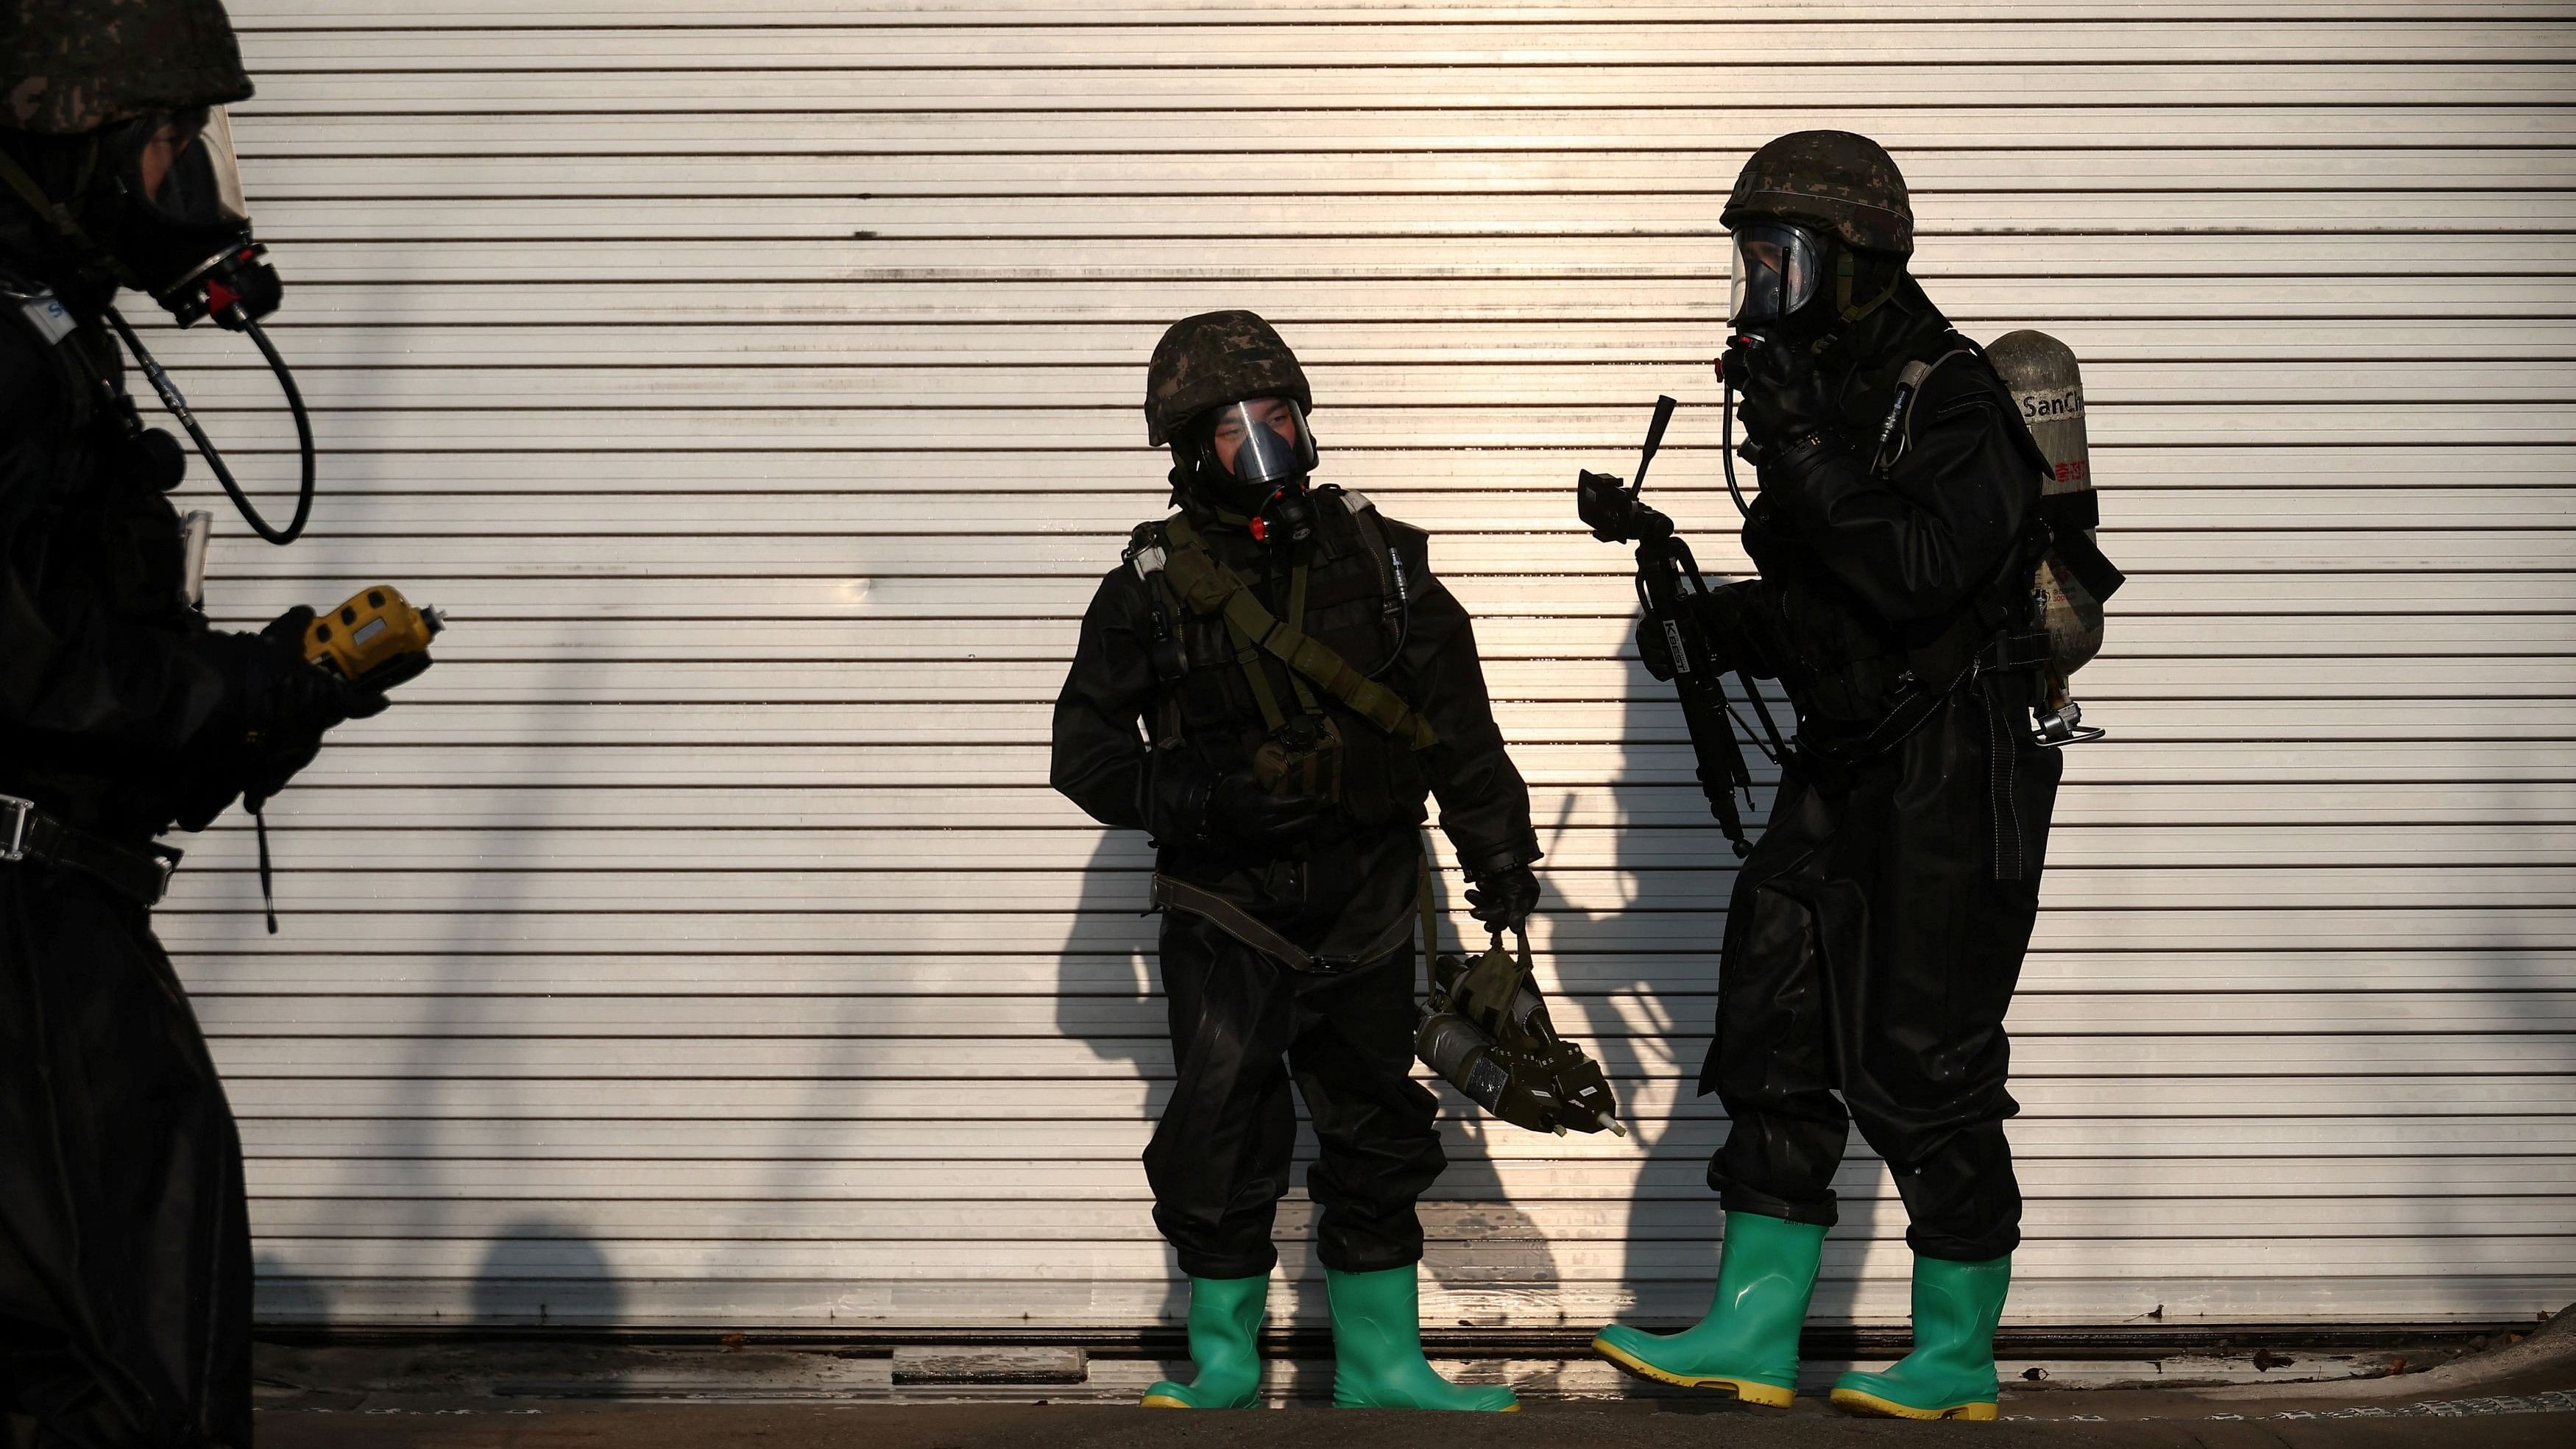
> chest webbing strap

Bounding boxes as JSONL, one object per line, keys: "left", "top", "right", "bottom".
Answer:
{"left": 1159, "top": 514, "right": 1438, "bottom": 750}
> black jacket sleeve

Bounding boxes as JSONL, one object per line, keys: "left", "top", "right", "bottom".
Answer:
{"left": 1758, "top": 369, "right": 2033, "bottom": 629}
{"left": 1388, "top": 526, "right": 1541, "bottom": 876}
{"left": 1049, "top": 565, "right": 1157, "bottom": 834}
{"left": 0, "top": 329, "right": 263, "bottom": 755}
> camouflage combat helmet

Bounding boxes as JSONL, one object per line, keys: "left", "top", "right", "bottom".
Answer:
{"left": 2, "top": 0, "right": 253, "bottom": 135}
{"left": 1722, "top": 130, "right": 1914, "bottom": 256}
{"left": 1144, "top": 308, "right": 1312, "bottom": 446}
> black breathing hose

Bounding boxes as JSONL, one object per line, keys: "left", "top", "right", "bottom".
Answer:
{"left": 1366, "top": 544, "right": 1413, "bottom": 679}
{"left": 104, "top": 304, "right": 316, "bottom": 545}
{"left": 1719, "top": 378, "right": 1754, "bottom": 519}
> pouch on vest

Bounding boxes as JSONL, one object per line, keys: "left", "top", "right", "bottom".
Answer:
{"left": 1254, "top": 712, "right": 1343, "bottom": 804}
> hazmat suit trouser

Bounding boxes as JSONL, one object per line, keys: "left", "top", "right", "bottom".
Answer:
{"left": 0, "top": 866, "right": 252, "bottom": 1449}
{"left": 1144, "top": 910, "right": 1446, "bottom": 1279}
{"left": 1702, "top": 686, "right": 2060, "bottom": 1262}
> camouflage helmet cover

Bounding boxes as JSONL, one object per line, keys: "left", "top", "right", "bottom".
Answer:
{"left": 3, "top": 0, "right": 254, "bottom": 135}
{"left": 1144, "top": 308, "right": 1312, "bottom": 446}
{"left": 1722, "top": 130, "right": 1914, "bottom": 256}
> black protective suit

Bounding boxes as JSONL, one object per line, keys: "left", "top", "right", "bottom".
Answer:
{"left": 1699, "top": 286, "right": 2059, "bottom": 1263}
{"left": 1052, "top": 490, "right": 1539, "bottom": 1277}
{"left": 0, "top": 262, "right": 269, "bottom": 1447}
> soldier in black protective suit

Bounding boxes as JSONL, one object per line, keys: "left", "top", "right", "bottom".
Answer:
{"left": 1, "top": 4, "right": 391, "bottom": 1444}
{"left": 1052, "top": 311, "right": 1539, "bottom": 1412}
{"left": 1590, "top": 132, "right": 2064, "bottom": 1422}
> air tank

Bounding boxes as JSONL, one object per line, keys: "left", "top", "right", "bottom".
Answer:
{"left": 1987, "top": 330, "right": 2103, "bottom": 685}
{"left": 1988, "top": 329, "right": 2089, "bottom": 495}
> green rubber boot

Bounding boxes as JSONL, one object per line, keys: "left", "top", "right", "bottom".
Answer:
{"left": 1142, "top": 1275, "right": 1268, "bottom": 1409}
{"left": 1590, "top": 1211, "right": 1827, "bottom": 1406}
{"left": 1326, "top": 1264, "right": 1518, "bottom": 1411}
{"left": 1830, "top": 1253, "right": 2011, "bottom": 1421}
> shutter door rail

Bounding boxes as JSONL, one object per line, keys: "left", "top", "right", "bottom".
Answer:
{"left": 156, "top": 2, "right": 2576, "bottom": 1328}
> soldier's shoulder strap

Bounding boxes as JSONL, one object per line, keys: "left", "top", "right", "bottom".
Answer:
{"left": 1149, "top": 511, "right": 1438, "bottom": 750}
{"left": 1316, "top": 485, "right": 1420, "bottom": 628}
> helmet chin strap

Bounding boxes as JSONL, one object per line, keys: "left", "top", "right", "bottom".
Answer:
{"left": 1835, "top": 247, "right": 1903, "bottom": 322}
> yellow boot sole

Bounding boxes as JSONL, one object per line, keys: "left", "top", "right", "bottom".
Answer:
{"left": 1830, "top": 1386, "right": 1998, "bottom": 1420}
{"left": 1590, "top": 1336, "right": 1797, "bottom": 1408}
{"left": 1139, "top": 1392, "right": 1190, "bottom": 1409}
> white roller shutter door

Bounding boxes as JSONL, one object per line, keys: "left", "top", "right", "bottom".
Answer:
{"left": 151, "top": 1, "right": 2575, "bottom": 1328}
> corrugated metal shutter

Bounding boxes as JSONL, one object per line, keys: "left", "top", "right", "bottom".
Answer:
{"left": 156, "top": 2, "right": 2573, "bottom": 1329}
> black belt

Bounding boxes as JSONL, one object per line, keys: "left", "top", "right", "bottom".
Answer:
{"left": 1795, "top": 628, "right": 2053, "bottom": 769}
{"left": 0, "top": 795, "right": 180, "bottom": 906}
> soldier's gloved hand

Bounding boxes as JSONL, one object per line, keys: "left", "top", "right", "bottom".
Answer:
{"left": 1465, "top": 862, "right": 1541, "bottom": 933}
{"left": 1690, "top": 579, "right": 1784, "bottom": 680}
{"left": 1726, "top": 336, "right": 1833, "bottom": 451}
{"left": 1634, "top": 612, "right": 1677, "bottom": 682}
{"left": 256, "top": 606, "right": 394, "bottom": 724}
{"left": 1206, "top": 770, "right": 1325, "bottom": 852}
{"left": 236, "top": 606, "right": 395, "bottom": 809}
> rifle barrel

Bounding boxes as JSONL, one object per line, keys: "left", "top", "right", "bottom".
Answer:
{"left": 1630, "top": 394, "right": 1679, "bottom": 497}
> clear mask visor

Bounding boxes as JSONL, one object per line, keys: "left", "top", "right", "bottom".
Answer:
{"left": 1204, "top": 397, "right": 1317, "bottom": 492}
{"left": 135, "top": 107, "right": 250, "bottom": 230}
{"left": 1728, "top": 220, "right": 1825, "bottom": 327}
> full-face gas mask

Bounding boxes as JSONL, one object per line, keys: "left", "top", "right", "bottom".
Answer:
{"left": 77, "top": 107, "right": 279, "bottom": 327}
{"left": 1186, "top": 396, "right": 1321, "bottom": 543}
{"left": 1714, "top": 217, "right": 1910, "bottom": 515}
{"left": 0, "top": 106, "right": 314, "bottom": 543}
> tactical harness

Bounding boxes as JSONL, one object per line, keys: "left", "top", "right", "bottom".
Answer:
{"left": 1124, "top": 488, "right": 1437, "bottom": 976}
{"left": 1128, "top": 497, "right": 1438, "bottom": 751}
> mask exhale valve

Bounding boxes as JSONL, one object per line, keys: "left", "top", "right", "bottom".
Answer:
{"left": 105, "top": 303, "right": 315, "bottom": 545}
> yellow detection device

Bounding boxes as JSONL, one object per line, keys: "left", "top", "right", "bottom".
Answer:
{"left": 304, "top": 584, "right": 443, "bottom": 692}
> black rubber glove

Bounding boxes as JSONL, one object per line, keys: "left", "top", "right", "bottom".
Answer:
{"left": 1725, "top": 335, "right": 1833, "bottom": 451}
{"left": 1636, "top": 580, "right": 1778, "bottom": 684}
{"left": 1206, "top": 769, "right": 1326, "bottom": 853}
{"left": 1635, "top": 611, "right": 1677, "bottom": 682}
{"left": 238, "top": 606, "right": 395, "bottom": 810}
{"left": 1465, "top": 862, "right": 1541, "bottom": 933}
{"left": 1694, "top": 579, "right": 1785, "bottom": 680}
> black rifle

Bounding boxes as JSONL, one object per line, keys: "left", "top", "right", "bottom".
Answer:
{"left": 1577, "top": 396, "right": 1785, "bottom": 858}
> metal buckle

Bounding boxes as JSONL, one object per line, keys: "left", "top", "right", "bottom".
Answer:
{"left": 0, "top": 794, "right": 32, "bottom": 862}
{"left": 2034, "top": 701, "right": 2107, "bottom": 748}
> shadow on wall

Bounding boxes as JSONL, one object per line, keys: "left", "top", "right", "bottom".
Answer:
{"left": 1058, "top": 828, "right": 1186, "bottom": 1333}
{"left": 470, "top": 1219, "right": 627, "bottom": 1327}
{"left": 252, "top": 1250, "right": 332, "bottom": 1326}
{"left": 1553, "top": 609, "right": 1888, "bottom": 1336}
